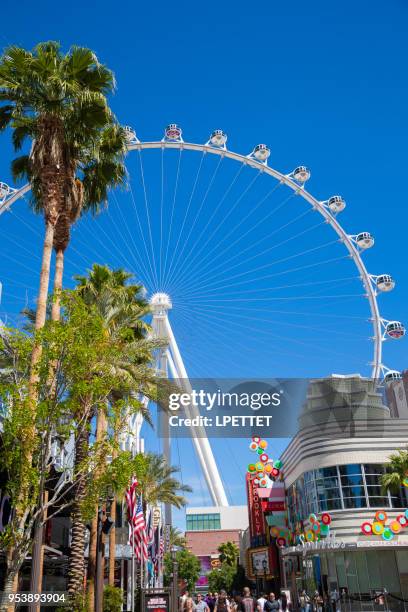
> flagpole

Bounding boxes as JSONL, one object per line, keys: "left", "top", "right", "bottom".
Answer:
{"left": 131, "top": 540, "right": 135, "bottom": 612}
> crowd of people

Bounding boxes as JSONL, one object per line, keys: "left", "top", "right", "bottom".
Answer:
{"left": 179, "top": 587, "right": 292, "bottom": 612}
{"left": 179, "top": 588, "right": 341, "bottom": 612}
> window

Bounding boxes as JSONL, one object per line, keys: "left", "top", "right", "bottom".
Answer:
{"left": 287, "top": 463, "right": 407, "bottom": 527}
{"left": 186, "top": 513, "right": 221, "bottom": 531}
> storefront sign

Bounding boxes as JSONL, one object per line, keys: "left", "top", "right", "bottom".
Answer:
{"left": 247, "top": 546, "right": 278, "bottom": 579}
{"left": 246, "top": 473, "right": 265, "bottom": 538}
{"left": 262, "top": 501, "right": 285, "bottom": 512}
{"left": 144, "top": 592, "right": 170, "bottom": 612}
{"left": 152, "top": 507, "right": 161, "bottom": 528}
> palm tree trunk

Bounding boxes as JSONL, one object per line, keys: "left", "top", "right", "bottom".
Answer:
{"left": 51, "top": 248, "right": 64, "bottom": 322}
{"left": 87, "top": 410, "right": 107, "bottom": 612}
{"left": 0, "top": 569, "right": 18, "bottom": 612}
{"left": 67, "top": 421, "right": 90, "bottom": 597}
{"left": 30, "top": 249, "right": 64, "bottom": 604}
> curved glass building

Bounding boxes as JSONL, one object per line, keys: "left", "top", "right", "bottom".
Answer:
{"left": 280, "top": 375, "right": 408, "bottom": 610}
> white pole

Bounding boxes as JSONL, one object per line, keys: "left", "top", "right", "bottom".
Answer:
{"left": 131, "top": 546, "right": 135, "bottom": 612}
{"left": 163, "top": 317, "right": 229, "bottom": 507}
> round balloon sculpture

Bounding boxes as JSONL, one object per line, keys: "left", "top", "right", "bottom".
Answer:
{"left": 361, "top": 509, "right": 408, "bottom": 541}
{"left": 247, "top": 436, "right": 283, "bottom": 487}
{"left": 302, "top": 512, "right": 332, "bottom": 543}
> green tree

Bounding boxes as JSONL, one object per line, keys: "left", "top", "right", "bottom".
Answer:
{"left": 208, "top": 564, "right": 237, "bottom": 594}
{"left": 51, "top": 125, "right": 127, "bottom": 322}
{"left": 103, "top": 586, "right": 123, "bottom": 612}
{"left": 0, "top": 292, "right": 149, "bottom": 607}
{"left": 164, "top": 549, "right": 201, "bottom": 593}
{"left": 0, "top": 44, "right": 124, "bottom": 597}
{"left": 70, "top": 265, "right": 156, "bottom": 606}
{"left": 0, "top": 40, "right": 121, "bottom": 355}
{"left": 218, "top": 541, "right": 239, "bottom": 567}
{"left": 381, "top": 447, "right": 408, "bottom": 494}
{"left": 169, "top": 527, "right": 187, "bottom": 549}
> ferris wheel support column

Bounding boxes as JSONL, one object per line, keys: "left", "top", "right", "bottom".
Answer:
{"left": 150, "top": 293, "right": 228, "bottom": 507}
{"left": 162, "top": 315, "right": 229, "bottom": 507}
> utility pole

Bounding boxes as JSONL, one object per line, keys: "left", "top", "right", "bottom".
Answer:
{"left": 95, "top": 505, "right": 114, "bottom": 612}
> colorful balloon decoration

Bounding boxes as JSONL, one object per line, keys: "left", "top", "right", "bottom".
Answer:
{"left": 298, "top": 512, "right": 332, "bottom": 543}
{"left": 246, "top": 436, "right": 283, "bottom": 487}
{"left": 270, "top": 526, "right": 290, "bottom": 548}
{"left": 360, "top": 509, "right": 408, "bottom": 541}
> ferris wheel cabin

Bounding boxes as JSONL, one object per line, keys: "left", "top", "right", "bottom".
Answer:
{"left": 209, "top": 130, "right": 227, "bottom": 147}
{"left": 356, "top": 232, "right": 374, "bottom": 249}
{"left": 376, "top": 274, "right": 395, "bottom": 292}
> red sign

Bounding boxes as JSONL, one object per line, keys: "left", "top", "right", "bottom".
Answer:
{"left": 261, "top": 501, "right": 286, "bottom": 512}
{"left": 246, "top": 473, "right": 265, "bottom": 538}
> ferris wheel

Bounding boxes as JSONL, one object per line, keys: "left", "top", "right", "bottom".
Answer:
{"left": 0, "top": 123, "right": 404, "bottom": 506}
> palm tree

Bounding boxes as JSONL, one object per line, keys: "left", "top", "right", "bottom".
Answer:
{"left": 0, "top": 47, "right": 121, "bottom": 585}
{"left": 69, "top": 266, "right": 159, "bottom": 608}
{"left": 0, "top": 41, "right": 117, "bottom": 346}
{"left": 218, "top": 541, "right": 239, "bottom": 567}
{"left": 51, "top": 125, "right": 127, "bottom": 322}
{"left": 381, "top": 447, "right": 408, "bottom": 494}
{"left": 169, "top": 526, "right": 187, "bottom": 549}
{"left": 136, "top": 453, "right": 192, "bottom": 508}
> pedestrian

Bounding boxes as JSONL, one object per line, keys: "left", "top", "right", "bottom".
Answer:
{"left": 313, "top": 591, "right": 323, "bottom": 612}
{"left": 264, "top": 593, "right": 280, "bottom": 612}
{"left": 206, "top": 593, "right": 216, "bottom": 612}
{"left": 196, "top": 594, "right": 210, "bottom": 612}
{"left": 299, "top": 591, "right": 310, "bottom": 612}
{"left": 215, "top": 590, "right": 231, "bottom": 612}
{"left": 278, "top": 593, "right": 289, "bottom": 612}
{"left": 239, "top": 587, "right": 257, "bottom": 612}
{"left": 257, "top": 593, "right": 267, "bottom": 611}
{"left": 180, "top": 591, "right": 190, "bottom": 612}
{"left": 329, "top": 589, "right": 340, "bottom": 612}
{"left": 184, "top": 596, "right": 197, "bottom": 611}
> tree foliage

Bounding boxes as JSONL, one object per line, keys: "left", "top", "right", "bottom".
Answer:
{"left": 381, "top": 447, "right": 408, "bottom": 494}
{"left": 164, "top": 549, "right": 201, "bottom": 593}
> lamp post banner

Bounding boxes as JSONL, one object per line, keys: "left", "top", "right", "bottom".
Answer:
{"left": 157, "top": 377, "right": 387, "bottom": 438}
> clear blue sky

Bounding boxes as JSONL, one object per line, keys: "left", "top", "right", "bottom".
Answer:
{"left": 0, "top": 0, "right": 407, "bottom": 527}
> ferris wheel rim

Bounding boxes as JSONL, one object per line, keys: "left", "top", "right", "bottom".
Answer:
{"left": 0, "top": 138, "right": 388, "bottom": 379}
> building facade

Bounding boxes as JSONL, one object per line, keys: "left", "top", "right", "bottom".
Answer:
{"left": 185, "top": 505, "right": 248, "bottom": 589}
{"left": 280, "top": 375, "right": 408, "bottom": 610}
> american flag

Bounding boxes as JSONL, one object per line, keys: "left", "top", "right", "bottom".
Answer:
{"left": 125, "top": 478, "right": 148, "bottom": 562}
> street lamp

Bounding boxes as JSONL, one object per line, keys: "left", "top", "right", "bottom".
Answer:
{"left": 171, "top": 548, "right": 179, "bottom": 612}
{"left": 95, "top": 498, "right": 114, "bottom": 612}
{"left": 262, "top": 558, "right": 267, "bottom": 592}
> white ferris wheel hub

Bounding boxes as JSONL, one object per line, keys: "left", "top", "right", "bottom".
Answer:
{"left": 150, "top": 292, "right": 172, "bottom": 313}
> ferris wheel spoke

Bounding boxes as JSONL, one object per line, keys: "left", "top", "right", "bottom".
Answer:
{"left": 186, "top": 254, "right": 350, "bottom": 296}
{"left": 171, "top": 168, "right": 263, "bottom": 287}
{"left": 159, "top": 147, "right": 164, "bottom": 288}
{"left": 163, "top": 151, "right": 207, "bottom": 289}
{"left": 179, "top": 301, "right": 366, "bottom": 339}
{"left": 105, "top": 202, "right": 152, "bottom": 285}
{"left": 174, "top": 163, "right": 246, "bottom": 280}
{"left": 175, "top": 308, "right": 347, "bottom": 370}
{"left": 170, "top": 200, "right": 312, "bottom": 295}
{"left": 183, "top": 190, "right": 297, "bottom": 286}
{"left": 179, "top": 303, "right": 366, "bottom": 361}
{"left": 164, "top": 155, "right": 224, "bottom": 289}
{"left": 183, "top": 217, "right": 326, "bottom": 293}
{"left": 137, "top": 149, "right": 160, "bottom": 290}
{"left": 127, "top": 176, "right": 157, "bottom": 290}
{"left": 185, "top": 240, "right": 342, "bottom": 297}
{"left": 181, "top": 275, "right": 360, "bottom": 303}
{"left": 162, "top": 148, "right": 183, "bottom": 286}
{"left": 110, "top": 192, "right": 156, "bottom": 289}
